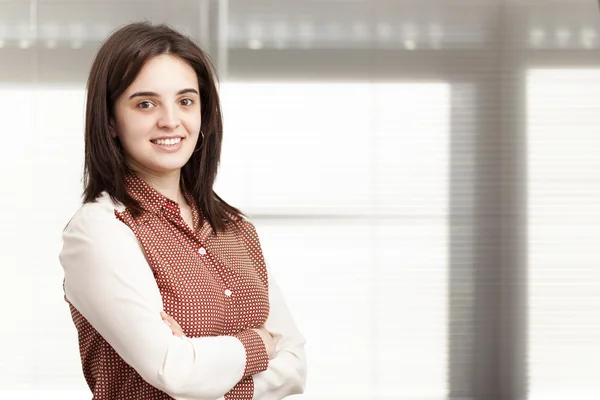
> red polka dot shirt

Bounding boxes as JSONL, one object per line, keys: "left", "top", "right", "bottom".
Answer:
{"left": 59, "top": 173, "right": 307, "bottom": 400}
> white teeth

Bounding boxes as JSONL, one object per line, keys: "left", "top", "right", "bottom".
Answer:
{"left": 152, "top": 137, "right": 182, "bottom": 146}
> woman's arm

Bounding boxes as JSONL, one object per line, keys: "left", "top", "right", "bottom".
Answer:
{"left": 249, "top": 265, "right": 307, "bottom": 400}
{"left": 60, "top": 204, "right": 269, "bottom": 400}
{"left": 223, "top": 261, "right": 307, "bottom": 400}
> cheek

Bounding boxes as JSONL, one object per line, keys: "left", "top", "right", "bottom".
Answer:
{"left": 184, "top": 114, "right": 202, "bottom": 136}
{"left": 116, "top": 112, "right": 152, "bottom": 142}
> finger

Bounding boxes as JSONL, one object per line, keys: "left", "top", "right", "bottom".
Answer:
{"left": 161, "top": 312, "right": 174, "bottom": 327}
{"left": 160, "top": 312, "right": 185, "bottom": 335}
{"left": 161, "top": 312, "right": 177, "bottom": 324}
{"left": 171, "top": 326, "right": 185, "bottom": 337}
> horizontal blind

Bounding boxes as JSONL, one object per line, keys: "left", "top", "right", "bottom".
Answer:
{"left": 527, "top": 69, "right": 600, "bottom": 400}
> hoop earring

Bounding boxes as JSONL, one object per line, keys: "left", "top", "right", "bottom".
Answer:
{"left": 194, "top": 130, "right": 205, "bottom": 153}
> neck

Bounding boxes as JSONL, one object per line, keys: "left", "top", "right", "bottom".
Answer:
{"left": 129, "top": 163, "right": 186, "bottom": 206}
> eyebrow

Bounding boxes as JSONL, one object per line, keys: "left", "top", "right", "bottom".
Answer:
{"left": 128, "top": 88, "right": 199, "bottom": 100}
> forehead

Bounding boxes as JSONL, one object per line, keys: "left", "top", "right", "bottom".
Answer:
{"left": 126, "top": 54, "right": 198, "bottom": 93}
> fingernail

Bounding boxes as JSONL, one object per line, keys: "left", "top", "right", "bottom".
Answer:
{"left": 163, "top": 319, "right": 172, "bottom": 327}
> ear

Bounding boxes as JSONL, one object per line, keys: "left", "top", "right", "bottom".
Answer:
{"left": 108, "top": 119, "right": 118, "bottom": 138}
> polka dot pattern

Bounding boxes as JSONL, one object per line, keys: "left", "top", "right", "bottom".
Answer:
{"left": 68, "top": 173, "right": 271, "bottom": 399}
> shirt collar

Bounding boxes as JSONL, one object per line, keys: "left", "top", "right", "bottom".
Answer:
{"left": 124, "top": 170, "right": 243, "bottom": 224}
{"left": 124, "top": 172, "right": 182, "bottom": 214}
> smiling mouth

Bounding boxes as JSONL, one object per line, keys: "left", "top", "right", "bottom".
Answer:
{"left": 151, "top": 137, "right": 182, "bottom": 146}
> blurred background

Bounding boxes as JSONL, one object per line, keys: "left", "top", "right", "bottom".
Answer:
{"left": 1, "top": 0, "right": 600, "bottom": 399}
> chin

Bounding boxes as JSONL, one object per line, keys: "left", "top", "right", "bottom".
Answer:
{"left": 156, "top": 163, "right": 188, "bottom": 173}
{"left": 149, "top": 157, "right": 191, "bottom": 174}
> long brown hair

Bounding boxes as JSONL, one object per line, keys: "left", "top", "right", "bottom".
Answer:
{"left": 83, "top": 22, "right": 243, "bottom": 233}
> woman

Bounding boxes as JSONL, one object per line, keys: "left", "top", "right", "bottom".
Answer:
{"left": 59, "top": 22, "right": 307, "bottom": 400}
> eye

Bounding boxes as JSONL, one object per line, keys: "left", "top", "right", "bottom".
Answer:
{"left": 137, "top": 101, "right": 155, "bottom": 109}
{"left": 179, "top": 98, "right": 194, "bottom": 107}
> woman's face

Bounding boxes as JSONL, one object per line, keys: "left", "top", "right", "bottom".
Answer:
{"left": 113, "top": 54, "right": 201, "bottom": 176}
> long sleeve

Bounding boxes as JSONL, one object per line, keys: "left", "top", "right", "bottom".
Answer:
{"left": 225, "top": 261, "right": 307, "bottom": 400}
{"left": 250, "top": 264, "right": 307, "bottom": 399}
{"left": 59, "top": 204, "right": 266, "bottom": 400}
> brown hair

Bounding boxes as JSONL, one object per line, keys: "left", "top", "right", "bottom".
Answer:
{"left": 83, "top": 21, "right": 243, "bottom": 233}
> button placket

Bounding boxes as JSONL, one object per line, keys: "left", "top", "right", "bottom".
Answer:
{"left": 199, "top": 248, "right": 237, "bottom": 333}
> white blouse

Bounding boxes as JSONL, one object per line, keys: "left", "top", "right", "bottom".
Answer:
{"left": 59, "top": 193, "right": 307, "bottom": 399}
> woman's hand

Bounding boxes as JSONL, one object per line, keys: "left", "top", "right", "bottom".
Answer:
{"left": 252, "top": 326, "right": 277, "bottom": 360}
{"left": 161, "top": 311, "right": 185, "bottom": 337}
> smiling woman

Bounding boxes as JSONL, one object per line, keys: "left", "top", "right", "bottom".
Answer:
{"left": 112, "top": 54, "right": 202, "bottom": 178}
{"left": 58, "top": 22, "right": 307, "bottom": 400}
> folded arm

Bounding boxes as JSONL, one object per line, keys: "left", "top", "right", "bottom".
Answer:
{"left": 225, "top": 262, "right": 307, "bottom": 400}
{"left": 60, "top": 205, "right": 268, "bottom": 400}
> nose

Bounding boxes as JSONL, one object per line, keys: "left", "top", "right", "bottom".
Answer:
{"left": 157, "top": 105, "right": 180, "bottom": 130}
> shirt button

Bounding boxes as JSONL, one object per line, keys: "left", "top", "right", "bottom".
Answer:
{"left": 198, "top": 247, "right": 207, "bottom": 255}
{"left": 224, "top": 289, "right": 232, "bottom": 297}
